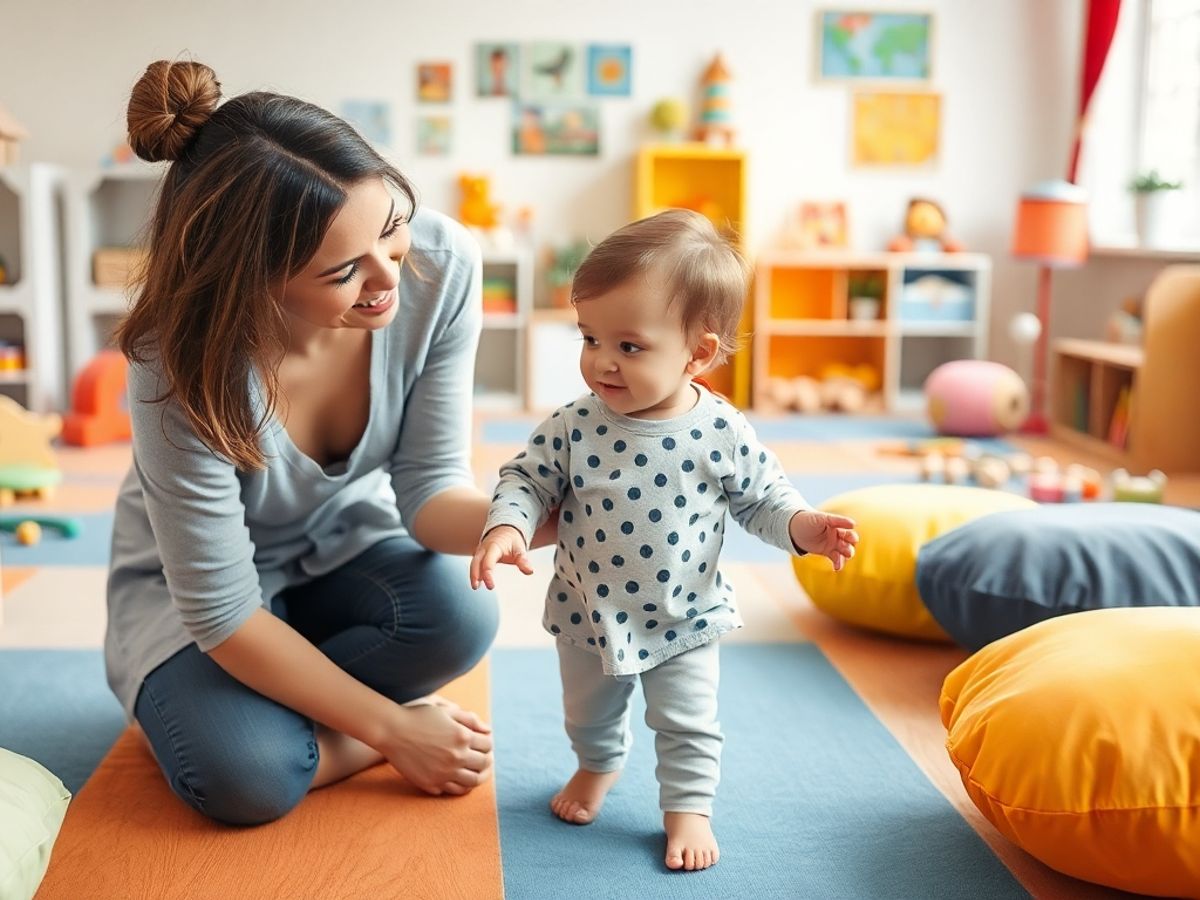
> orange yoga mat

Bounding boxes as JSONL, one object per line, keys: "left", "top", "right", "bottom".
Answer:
{"left": 37, "top": 661, "right": 503, "bottom": 900}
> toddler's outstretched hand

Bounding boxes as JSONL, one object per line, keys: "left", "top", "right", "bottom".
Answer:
{"left": 471, "top": 525, "right": 535, "bottom": 590}
{"left": 788, "top": 510, "right": 859, "bottom": 572}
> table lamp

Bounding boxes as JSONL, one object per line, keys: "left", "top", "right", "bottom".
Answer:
{"left": 1010, "top": 180, "right": 1089, "bottom": 434}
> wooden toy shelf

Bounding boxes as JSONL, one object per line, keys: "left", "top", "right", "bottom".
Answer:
{"left": 752, "top": 250, "right": 991, "bottom": 411}
{"left": 635, "top": 144, "right": 749, "bottom": 406}
{"left": 1049, "top": 265, "right": 1200, "bottom": 473}
{"left": 1050, "top": 339, "right": 1143, "bottom": 463}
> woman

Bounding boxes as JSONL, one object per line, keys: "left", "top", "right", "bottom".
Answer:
{"left": 108, "top": 59, "right": 547, "bottom": 826}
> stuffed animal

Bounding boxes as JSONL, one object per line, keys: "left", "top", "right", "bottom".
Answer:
{"left": 888, "top": 198, "right": 963, "bottom": 253}
{"left": 458, "top": 173, "right": 501, "bottom": 229}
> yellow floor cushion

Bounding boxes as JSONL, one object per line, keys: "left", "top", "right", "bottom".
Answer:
{"left": 792, "top": 484, "right": 1035, "bottom": 640}
{"left": 941, "top": 607, "right": 1200, "bottom": 897}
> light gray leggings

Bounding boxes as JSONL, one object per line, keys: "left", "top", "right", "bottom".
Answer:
{"left": 557, "top": 639, "right": 723, "bottom": 815}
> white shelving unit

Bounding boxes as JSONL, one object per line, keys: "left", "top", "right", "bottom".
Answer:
{"left": 0, "top": 163, "right": 67, "bottom": 412}
{"left": 525, "top": 307, "right": 589, "bottom": 412}
{"left": 63, "top": 164, "right": 162, "bottom": 383}
{"left": 473, "top": 247, "right": 534, "bottom": 410}
{"left": 752, "top": 250, "right": 991, "bottom": 412}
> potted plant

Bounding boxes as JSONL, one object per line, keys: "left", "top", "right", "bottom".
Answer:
{"left": 1129, "top": 169, "right": 1182, "bottom": 247}
{"left": 847, "top": 271, "right": 885, "bottom": 321}
{"left": 545, "top": 240, "right": 590, "bottom": 308}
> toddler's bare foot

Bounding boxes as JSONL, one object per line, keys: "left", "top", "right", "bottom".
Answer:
{"left": 664, "top": 811, "right": 719, "bottom": 871}
{"left": 550, "top": 768, "right": 621, "bottom": 825}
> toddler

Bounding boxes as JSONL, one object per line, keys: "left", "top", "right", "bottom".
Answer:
{"left": 471, "top": 210, "right": 858, "bottom": 871}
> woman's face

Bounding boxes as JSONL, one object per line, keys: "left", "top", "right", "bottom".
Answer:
{"left": 280, "top": 177, "right": 411, "bottom": 332}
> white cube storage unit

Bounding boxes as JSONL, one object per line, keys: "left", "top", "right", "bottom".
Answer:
{"left": 63, "top": 164, "right": 162, "bottom": 384}
{"left": 0, "top": 164, "right": 67, "bottom": 412}
{"left": 473, "top": 247, "right": 534, "bottom": 410}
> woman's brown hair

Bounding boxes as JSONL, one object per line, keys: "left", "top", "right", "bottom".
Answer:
{"left": 570, "top": 209, "right": 749, "bottom": 365}
{"left": 118, "top": 59, "right": 417, "bottom": 470}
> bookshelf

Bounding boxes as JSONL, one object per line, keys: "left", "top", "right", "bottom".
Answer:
{"left": 1050, "top": 339, "right": 1142, "bottom": 463}
{"left": 635, "top": 144, "right": 749, "bottom": 406}
{"left": 0, "top": 164, "right": 67, "bottom": 412}
{"left": 473, "top": 247, "right": 533, "bottom": 410}
{"left": 63, "top": 164, "right": 162, "bottom": 382}
{"left": 1049, "top": 265, "right": 1200, "bottom": 473}
{"left": 752, "top": 250, "right": 991, "bottom": 411}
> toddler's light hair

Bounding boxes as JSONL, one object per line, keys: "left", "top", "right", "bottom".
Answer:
{"left": 571, "top": 209, "right": 749, "bottom": 365}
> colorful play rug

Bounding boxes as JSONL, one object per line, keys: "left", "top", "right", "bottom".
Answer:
{"left": 0, "top": 415, "right": 1131, "bottom": 898}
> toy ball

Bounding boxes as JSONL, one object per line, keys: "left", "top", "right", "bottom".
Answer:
{"left": 925, "top": 360, "right": 1030, "bottom": 437}
{"left": 1008, "top": 312, "right": 1042, "bottom": 346}
{"left": 15, "top": 519, "right": 41, "bottom": 546}
{"left": 650, "top": 98, "right": 687, "bottom": 135}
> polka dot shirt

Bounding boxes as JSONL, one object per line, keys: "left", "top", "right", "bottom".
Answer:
{"left": 484, "top": 387, "right": 811, "bottom": 675}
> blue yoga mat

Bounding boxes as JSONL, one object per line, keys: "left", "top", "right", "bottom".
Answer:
{"left": 490, "top": 644, "right": 1028, "bottom": 899}
{"left": 0, "top": 650, "right": 125, "bottom": 793}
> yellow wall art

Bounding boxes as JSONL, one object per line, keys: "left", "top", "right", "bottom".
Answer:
{"left": 852, "top": 91, "right": 940, "bottom": 166}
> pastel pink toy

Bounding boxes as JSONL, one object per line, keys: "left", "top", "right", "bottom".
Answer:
{"left": 924, "top": 360, "right": 1030, "bottom": 437}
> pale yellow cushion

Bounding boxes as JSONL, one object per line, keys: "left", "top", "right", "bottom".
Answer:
{"left": 941, "top": 607, "right": 1200, "bottom": 896}
{"left": 0, "top": 748, "right": 71, "bottom": 900}
{"left": 792, "top": 484, "right": 1035, "bottom": 640}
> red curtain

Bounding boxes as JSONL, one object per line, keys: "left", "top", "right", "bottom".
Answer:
{"left": 1068, "top": 0, "right": 1124, "bottom": 182}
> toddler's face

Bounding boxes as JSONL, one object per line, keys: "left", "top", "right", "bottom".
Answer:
{"left": 574, "top": 272, "right": 705, "bottom": 419}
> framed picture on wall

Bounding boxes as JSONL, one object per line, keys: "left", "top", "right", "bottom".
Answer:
{"left": 476, "top": 43, "right": 519, "bottom": 97}
{"left": 522, "top": 42, "right": 585, "bottom": 100}
{"left": 340, "top": 100, "right": 392, "bottom": 147}
{"left": 816, "top": 11, "right": 934, "bottom": 82}
{"left": 416, "top": 116, "right": 452, "bottom": 156}
{"left": 512, "top": 102, "right": 600, "bottom": 156}
{"left": 417, "top": 63, "right": 453, "bottom": 103}
{"left": 791, "top": 202, "right": 850, "bottom": 248}
{"left": 587, "top": 45, "right": 632, "bottom": 96}
{"left": 851, "top": 90, "right": 940, "bottom": 166}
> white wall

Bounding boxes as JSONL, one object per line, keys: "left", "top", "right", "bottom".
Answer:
{"left": 2, "top": 0, "right": 1086, "bottom": 369}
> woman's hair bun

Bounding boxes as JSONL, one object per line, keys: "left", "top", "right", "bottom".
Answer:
{"left": 126, "top": 60, "right": 221, "bottom": 163}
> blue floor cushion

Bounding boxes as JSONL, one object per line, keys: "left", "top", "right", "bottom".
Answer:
{"left": 916, "top": 503, "right": 1200, "bottom": 650}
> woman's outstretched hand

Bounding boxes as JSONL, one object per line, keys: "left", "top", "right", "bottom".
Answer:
{"left": 379, "top": 702, "right": 494, "bottom": 796}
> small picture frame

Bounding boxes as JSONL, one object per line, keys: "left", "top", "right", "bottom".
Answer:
{"left": 417, "top": 62, "right": 453, "bottom": 103}
{"left": 476, "top": 43, "right": 519, "bottom": 97}
{"left": 512, "top": 101, "right": 600, "bottom": 156}
{"left": 851, "top": 90, "right": 940, "bottom": 167}
{"left": 522, "top": 42, "right": 585, "bottom": 100}
{"left": 416, "top": 116, "right": 452, "bottom": 156}
{"left": 784, "top": 202, "right": 850, "bottom": 249}
{"left": 816, "top": 10, "right": 934, "bottom": 82}
{"left": 586, "top": 45, "right": 632, "bottom": 97}
{"left": 340, "top": 100, "right": 392, "bottom": 147}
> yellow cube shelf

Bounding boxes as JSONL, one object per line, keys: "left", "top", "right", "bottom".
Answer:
{"left": 634, "top": 144, "right": 750, "bottom": 406}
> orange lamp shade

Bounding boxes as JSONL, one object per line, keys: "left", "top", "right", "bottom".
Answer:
{"left": 1011, "top": 180, "right": 1089, "bottom": 266}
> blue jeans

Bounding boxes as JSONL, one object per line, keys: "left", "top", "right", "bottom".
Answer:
{"left": 134, "top": 537, "right": 498, "bottom": 826}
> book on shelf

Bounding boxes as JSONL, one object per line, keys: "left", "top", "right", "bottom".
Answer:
{"left": 1107, "top": 385, "right": 1133, "bottom": 449}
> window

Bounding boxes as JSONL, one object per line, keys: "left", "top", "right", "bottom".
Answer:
{"left": 1139, "top": 0, "right": 1200, "bottom": 208}
{"left": 1082, "top": 0, "right": 1200, "bottom": 245}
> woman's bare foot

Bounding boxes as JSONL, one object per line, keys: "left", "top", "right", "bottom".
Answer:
{"left": 550, "top": 768, "right": 621, "bottom": 825}
{"left": 664, "top": 812, "right": 719, "bottom": 871}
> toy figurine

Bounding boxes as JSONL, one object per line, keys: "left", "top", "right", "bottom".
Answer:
{"left": 1111, "top": 469, "right": 1167, "bottom": 503}
{"left": 888, "top": 198, "right": 963, "bottom": 253}
{"left": 695, "top": 53, "right": 735, "bottom": 146}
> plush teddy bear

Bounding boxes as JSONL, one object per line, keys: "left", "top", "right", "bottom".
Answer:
{"left": 887, "top": 198, "right": 963, "bottom": 253}
{"left": 458, "top": 173, "right": 501, "bottom": 229}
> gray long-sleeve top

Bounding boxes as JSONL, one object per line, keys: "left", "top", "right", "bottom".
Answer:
{"left": 483, "top": 388, "right": 811, "bottom": 675}
{"left": 104, "top": 209, "right": 481, "bottom": 717}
